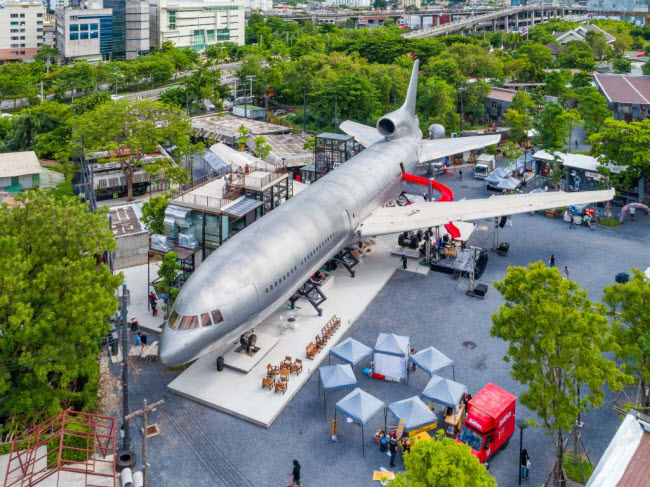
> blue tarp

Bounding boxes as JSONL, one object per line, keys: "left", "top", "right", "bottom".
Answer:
{"left": 387, "top": 396, "right": 437, "bottom": 431}
{"left": 335, "top": 388, "right": 385, "bottom": 425}
{"left": 330, "top": 338, "right": 373, "bottom": 365}
{"left": 374, "top": 333, "right": 410, "bottom": 357}
{"left": 410, "top": 347, "right": 454, "bottom": 376}
{"left": 319, "top": 364, "right": 357, "bottom": 392}
{"left": 421, "top": 375, "right": 467, "bottom": 408}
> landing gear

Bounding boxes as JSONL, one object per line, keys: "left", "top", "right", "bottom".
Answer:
{"left": 289, "top": 279, "right": 327, "bottom": 316}
{"left": 239, "top": 331, "right": 257, "bottom": 354}
{"left": 329, "top": 247, "right": 359, "bottom": 277}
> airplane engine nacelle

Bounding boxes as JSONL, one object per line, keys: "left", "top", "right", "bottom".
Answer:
{"left": 377, "top": 108, "right": 419, "bottom": 141}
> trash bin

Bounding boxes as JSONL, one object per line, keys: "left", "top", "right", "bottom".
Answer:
{"left": 109, "top": 331, "right": 119, "bottom": 356}
{"left": 496, "top": 243, "right": 510, "bottom": 257}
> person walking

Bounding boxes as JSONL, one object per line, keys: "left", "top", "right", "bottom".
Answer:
{"left": 564, "top": 266, "right": 570, "bottom": 280}
{"left": 388, "top": 433, "right": 398, "bottom": 468}
{"left": 287, "top": 460, "right": 303, "bottom": 487}
{"left": 520, "top": 449, "right": 531, "bottom": 480}
{"left": 401, "top": 253, "right": 408, "bottom": 270}
{"left": 549, "top": 254, "right": 555, "bottom": 267}
{"left": 630, "top": 205, "right": 636, "bottom": 222}
{"left": 458, "top": 169, "right": 463, "bottom": 181}
{"left": 574, "top": 139, "right": 579, "bottom": 150}
{"left": 569, "top": 215, "right": 577, "bottom": 229}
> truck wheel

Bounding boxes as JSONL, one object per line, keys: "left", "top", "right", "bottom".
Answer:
{"left": 502, "top": 437, "right": 510, "bottom": 450}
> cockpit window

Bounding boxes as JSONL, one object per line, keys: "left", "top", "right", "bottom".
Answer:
{"left": 168, "top": 310, "right": 180, "bottom": 329}
{"left": 179, "top": 315, "right": 199, "bottom": 330}
{"left": 211, "top": 309, "right": 223, "bottom": 324}
{"left": 200, "top": 313, "right": 212, "bottom": 327}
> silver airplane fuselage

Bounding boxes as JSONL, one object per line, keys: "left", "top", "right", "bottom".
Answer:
{"left": 159, "top": 123, "right": 422, "bottom": 366}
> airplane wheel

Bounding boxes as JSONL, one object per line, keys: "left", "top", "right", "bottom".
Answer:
{"left": 416, "top": 230, "right": 423, "bottom": 242}
{"left": 398, "top": 234, "right": 406, "bottom": 247}
{"left": 248, "top": 334, "right": 257, "bottom": 348}
{"left": 216, "top": 356, "right": 224, "bottom": 371}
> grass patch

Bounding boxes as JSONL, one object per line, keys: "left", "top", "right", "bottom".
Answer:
{"left": 563, "top": 453, "right": 593, "bottom": 485}
{"left": 599, "top": 217, "right": 619, "bottom": 227}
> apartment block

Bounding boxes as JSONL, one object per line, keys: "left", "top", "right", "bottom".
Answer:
{"left": 56, "top": 5, "right": 114, "bottom": 62}
{"left": 0, "top": 2, "right": 45, "bottom": 62}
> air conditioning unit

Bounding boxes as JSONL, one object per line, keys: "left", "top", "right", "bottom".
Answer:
{"left": 150, "top": 234, "right": 171, "bottom": 252}
{"left": 178, "top": 233, "right": 199, "bottom": 250}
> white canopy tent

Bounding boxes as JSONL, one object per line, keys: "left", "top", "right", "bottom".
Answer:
{"left": 319, "top": 364, "right": 358, "bottom": 418}
{"left": 386, "top": 396, "right": 437, "bottom": 434}
{"left": 421, "top": 375, "right": 467, "bottom": 408}
{"left": 495, "top": 177, "right": 521, "bottom": 191}
{"left": 409, "top": 346, "right": 455, "bottom": 379}
{"left": 373, "top": 333, "right": 410, "bottom": 383}
{"left": 329, "top": 338, "right": 373, "bottom": 366}
{"left": 335, "top": 388, "right": 386, "bottom": 456}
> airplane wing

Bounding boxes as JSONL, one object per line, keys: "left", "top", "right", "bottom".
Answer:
{"left": 356, "top": 189, "right": 615, "bottom": 237}
{"left": 339, "top": 120, "right": 384, "bottom": 148}
{"left": 419, "top": 134, "right": 501, "bottom": 163}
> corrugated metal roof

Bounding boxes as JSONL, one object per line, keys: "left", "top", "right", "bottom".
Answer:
{"left": 0, "top": 151, "right": 43, "bottom": 178}
{"left": 617, "top": 433, "right": 650, "bottom": 486}
{"left": 594, "top": 74, "right": 650, "bottom": 105}
{"left": 222, "top": 196, "right": 263, "bottom": 218}
{"left": 487, "top": 88, "right": 517, "bottom": 102}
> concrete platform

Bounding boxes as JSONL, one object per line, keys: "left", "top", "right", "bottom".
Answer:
{"left": 166, "top": 237, "right": 399, "bottom": 428}
{"left": 222, "top": 332, "right": 279, "bottom": 374}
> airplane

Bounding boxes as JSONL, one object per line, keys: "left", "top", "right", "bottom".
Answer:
{"left": 158, "top": 60, "right": 614, "bottom": 367}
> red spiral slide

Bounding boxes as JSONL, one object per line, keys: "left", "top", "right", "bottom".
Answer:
{"left": 402, "top": 172, "right": 454, "bottom": 202}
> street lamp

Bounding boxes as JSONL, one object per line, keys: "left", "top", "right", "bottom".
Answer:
{"left": 516, "top": 418, "right": 529, "bottom": 486}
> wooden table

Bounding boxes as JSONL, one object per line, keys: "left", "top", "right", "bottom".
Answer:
{"left": 444, "top": 403, "right": 465, "bottom": 437}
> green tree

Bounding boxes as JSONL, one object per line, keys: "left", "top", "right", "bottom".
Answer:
{"left": 141, "top": 194, "right": 170, "bottom": 235}
{"left": 72, "top": 99, "right": 194, "bottom": 201}
{"left": 576, "top": 86, "right": 612, "bottom": 135}
{"left": 460, "top": 81, "right": 491, "bottom": 126}
{"left": 643, "top": 59, "right": 650, "bottom": 75}
{"left": 544, "top": 69, "right": 572, "bottom": 97}
{"left": 491, "top": 262, "right": 630, "bottom": 487}
{"left": 590, "top": 118, "right": 650, "bottom": 189}
{"left": 509, "top": 90, "right": 535, "bottom": 116}
{"left": 557, "top": 41, "right": 597, "bottom": 71}
{"left": 237, "top": 125, "right": 249, "bottom": 151}
{"left": 560, "top": 108, "right": 584, "bottom": 152}
{"left": 503, "top": 108, "right": 529, "bottom": 144}
{"left": 254, "top": 135, "right": 271, "bottom": 160}
{"left": 585, "top": 30, "right": 612, "bottom": 61}
{"left": 418, "top": 78, "right": 458, "bottom": 133}
{"left": 570, "top": 71, "right": 593, "bottom": 89}
{"left": 0, "top": 191, "right": 121, "bottom": 433}
{"left": 157, "top": 251, "right": 180, "bottom": 318}
{"left": 33, "top": 45, "right": 60, "bottom": 64}
{"left": 601, "top": 269, "right": 650, "bottom": 409}
{"left": 533, "top": 102, "right": 568, "bottom": 150}
{"left": 72, "top": 91, "right": 112, "bottom": 115}
{"left": 391, "top": 432, "right": 496, "bottom": 487}
{"left": 612, "top": 58, "right": 632, "bottom": 74}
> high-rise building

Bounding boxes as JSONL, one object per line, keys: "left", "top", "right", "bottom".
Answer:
{"left": 0, "top": 2, "right": 45, "bottom": 62}
{"left": 125, "top": 0, "right": 149, "bottom": 59}
{"left": 150, "top": 0, "right": 245, "bottom": 51}
{"left": 587, "top": 0, "right": 649, "bottom": 25}
{"left": 245, "top": 0, "right": 272, "bottom": 11}
{"left": 55, "top": 5, "right": 114, "bottom": 62}
{"left": 103, "top": 0, "right": 125, "bottom": 58}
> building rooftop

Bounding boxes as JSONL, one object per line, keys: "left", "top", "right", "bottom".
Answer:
{"left": 487, "top": 88, "right": 517, "bottom": 103}
{"left": 263, "top": 134, "right": 311, "bottom": 158}
{"left": 110, "top": 204, "right": 146, "bottom": 237}
{"left": 593, "top": 74, "right": 650, "bottom": 105}
{"left": 317, "top": 132, "right": 353, "bottom": 141}
{"left": 191, "top": 114, "right": 291, "bottom": 142}
{"left": 533, "top": 150, "right": 623, "bottom": 173}
{"left": 0, "top": 151, "right": 43, "bottom": 179}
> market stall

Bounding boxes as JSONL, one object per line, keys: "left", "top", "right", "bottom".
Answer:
{"left": 386, "top": 396, "right": 438, "bottom": 437}
{"left": 421, "top": 375, "right": 468, "bottom": 437}
{"left": 372, "top": 333, "right": 410, "bottom": 383}
{"left": 329, "top": 337, "right": 373, "bottom": 366}
{"left": 410, "top": 346, "right": 455, "bottom": 380}
{"left": 319, "top": 364, "right": 358, "bottom": 418}
{"left": 495, "top": 176, "right": 521, "bottom": 192}
{"left": 335, "top": 388, "right": 385, "bottom": 456}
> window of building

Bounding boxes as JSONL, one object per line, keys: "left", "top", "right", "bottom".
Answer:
{"left": 217, "top": 28, "right": 230, "bottom": 41}
{"left": 10, "top": 21, "right": 19, "bottom": 25}
{"left": 37, "top": 12, "right": 43, "bottom": 17}
{"left": 90, "top": 23, "right": 98, "bottom": 30}
{"left": 11, "top": 29, "right": 18, "bottom": 33}
{"left": 80, "top": 23, "right": 88, "bottom": 31}
{"left": 80, "top": 32, "right": 89, "bottom": 39}
{"left": 20, "top": 36, "right": 25, "bottom": 40}
{"left": 19, "top": 44, "right": 25, "bottom": 47}
{"left": 70, "top": 24, "right": 79, "bottom": 31}
{"left": 20, "top": 14, "right": 25, "bottom": 17}
{"left": 11, "top": 37, "right": 19, "bottom": 41}
{"left": 20, "top": 51, "right": 25, "bottom": 55}
{"left": 11, "top": 44, "right": 19, "bottom": 48}
{"left": 168, "top": 10, "right": 176, "bottom": 29}
{"left": 70, "top": 33, "right": 78, "bottom": 40}
{"left": 90, "top": 31, "right": 98, "bottom": 38}
{"left": 10, "top": 14, "right": 18, "bottom": 18}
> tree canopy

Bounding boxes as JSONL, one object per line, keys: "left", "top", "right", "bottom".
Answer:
{"left": 0, "top": 191, "right": 122, "bottom": 433}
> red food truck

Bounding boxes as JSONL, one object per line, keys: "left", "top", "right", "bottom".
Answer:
{"left": 458, "top": 383, "right": 517, "bottom": 463}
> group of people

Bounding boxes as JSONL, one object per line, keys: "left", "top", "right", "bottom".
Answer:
{"left": 568, "top": 209, "right": 596, "bottom": 231}
{"left": 548, "top": 254, "right": 571, "bottom": 280}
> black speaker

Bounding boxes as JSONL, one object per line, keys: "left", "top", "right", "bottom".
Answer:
{"left": 499, "top": 216, "right": 508, "bottom": 228}
{"left": 216, "top": 356, "right": 224, "bottom": 371}
{"left": 474, "top": 284, "right": 488, "bottom": 297}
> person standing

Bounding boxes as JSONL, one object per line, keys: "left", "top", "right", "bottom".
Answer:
{"left": 575, "top": 139, "right": 579, "bottom": 149}
{"left": 287, "top": 460, "right": 303, "bottom": 487}
{"left": 630, "top": 205, "right": 636, "bottom": 222}
{"left": 459, "top": 169, "right": 463, "bottom": 181}
{"left": 520, "top": 449, "right": 530, "bottom": 480}
{"left": 388, "top": 433, "right": 398, "bottom": 468}
{"left": 564, "top": 266, "right": 570, "bottom": 280}
{"left": 401, "top": 253, "right": 408, "bottom": 270}
{"left": 549, "top": 254, "right": 555, "bottom": 267}
{"left": 569, "top": 215, "right": 577, "bottom": 229}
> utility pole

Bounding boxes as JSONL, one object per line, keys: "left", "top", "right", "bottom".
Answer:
{"left": 114, "top": 71, "right": 118, "bottom": 97}
{"left": 302, "top": 88, "right": 307, "bottom": 134}
{"left": 125, "top": 398, "right": 165, "bottom": 487}
{"left": 334, "top": 99, "right": 338, "bottom": 132}
{"left": 120, "top": 284, "right": 131, "bottom": 452}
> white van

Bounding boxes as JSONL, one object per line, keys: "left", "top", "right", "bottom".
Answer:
{"left": 474, "top": 154, "right": 496, "bottom": 180}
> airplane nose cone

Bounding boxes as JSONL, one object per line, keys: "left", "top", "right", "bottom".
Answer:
{"left": 159, "top": 331, "right": 194, "bottom": 367}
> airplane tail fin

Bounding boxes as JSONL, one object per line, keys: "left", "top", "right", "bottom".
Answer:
{"left": 403, "top": 59, "right": 419, "bottom": 116}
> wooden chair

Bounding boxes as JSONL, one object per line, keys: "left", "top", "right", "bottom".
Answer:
{"left": 306, "top": 342, "right": 317, "bottom": 360}
{"left": 281, "top": 356, "right": 292, "bottom": 369}
{"left": 290, "top": 359, "right": 303, "bottom": 376}
{"left": 280, "top": 368, "right": 290, "bottom": 383}
{"left": 262, "top": 376, "right": 275, "bottom": 390}
{"left": 315, "top": 335, "right": 324, "bottom": 350}
{"left": 267, "top": 363, "right": 279, "bottom": 377}
{"left": 275, "top": 381, "right": 287, "bottom": 395}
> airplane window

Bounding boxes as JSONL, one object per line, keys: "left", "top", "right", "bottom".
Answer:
{"left": 201, "top": 313, "right": 212, "bottom": 327}
{"left": 168, "top": 310, "right": 180, "bottom": 329}
{"left": 211, "top": 309, "right": 223, "bottom": 324}
{"left": 179, "top": 315, "right": 199, "bottom": 330}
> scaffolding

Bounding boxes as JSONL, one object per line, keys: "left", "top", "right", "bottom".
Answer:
{"left": 3, "top": 410, "right": 116, "bottom": 487}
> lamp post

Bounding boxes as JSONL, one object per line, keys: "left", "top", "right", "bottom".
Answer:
{"left": 516, "top": 418, "right": 528, "bottom": 485}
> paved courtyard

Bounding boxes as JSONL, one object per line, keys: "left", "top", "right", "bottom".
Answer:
{"left": 122, "top": 170, "right": 649, "bottom": 487}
